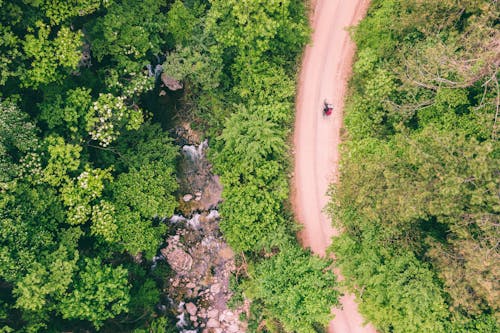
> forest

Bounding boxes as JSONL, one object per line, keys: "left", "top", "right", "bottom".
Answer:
{"left": 1, "top": 0, "right": 498, "bottom": 332}
{"left": 0, "top": 0, "right": 338, "bottom": 332}
{"left": 329, "top": 0, "right": 499, "bottom": 332}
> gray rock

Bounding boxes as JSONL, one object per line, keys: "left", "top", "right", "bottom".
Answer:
{"left": 210, "top": 283, "right": 221, "bottom": 294}
{"left": 183, "top": 194, "right": 193, "bottom": 202}
{"left": 162, "top": 248, "right": 193, "bottom": 273}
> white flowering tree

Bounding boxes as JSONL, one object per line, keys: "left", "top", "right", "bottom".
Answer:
{"left": 0, "top": 102, "right": 39, "bottom": 187}
{"left": 86, "top": 93, "right": 143, "bottom": 147}
{"left": 61, "top": 166, "right": 113, "bottom": 227}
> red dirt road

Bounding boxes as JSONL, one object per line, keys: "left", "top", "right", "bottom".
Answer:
{"left": 293, "top": 1, "right": 377, "bottom": 332}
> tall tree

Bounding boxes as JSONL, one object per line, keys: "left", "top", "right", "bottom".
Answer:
{"left": 245, "top": 244, "right": 339, "bottom": 333}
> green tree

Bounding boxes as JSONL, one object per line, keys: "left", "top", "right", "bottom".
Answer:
{"left": 13, "top": 247, "right": 78, "bottom": 312}
{"left": 206, "top": 0, "right": 308, "bottom": 65}
{"left": 112, "top": 122, "right": 179, "bottom": 173}
{"left": 0, "top": 24, "right": 21, "bottom": 87}
{"left": 0, "top": 102, "right": 38, "bottom": 187}
{"left": 166, "top": 0, "right": 197, "bottom": 46}
{"left": 87, "top": 0, "right": 168, "bottom": 71}
{"left": 333, "top": 0, "right": 499, "bottom": 330}
{"left": 232, "top": 63, "right": 296, "bottom": 125}
{"left": 113, "top": 207, "right": 166, "bottom": 259}
{"left": 109, "top": 123, "right": 179, "bottom": 258}
{"left": 219, "top": 169, "right": 290, "bottom": 252}
{"left": 163, "top": 45, "right": 221, "bottom": 94}
{"left": 39, "top": 87, "right": 92, "bottom": 138}
{"left": 37, "top": 0, "right": 107, "bottom": 25}
{"left": 22, "top": 21, "right": 82, "bottom": 88}
{"left": 212, "top": 108, "right": 291, "bottom": 252}
{"left": 113, "top": 161, "right": 177, "bottom": 219}
{"left": 86, "top": 93, "right": 143, "bottom": 147}
{"left": 60, "top": 166, "right": 113, "bottom": 226}
{"left": 332, "top": 233, "right": 449, "bottom": 333}
{"left": 59, "top": 257, "right": 130, "bottom": 329}
{"left": 0, "top": 184, "right": 67, "bottom": 284}
{"left": 246, "top": 245, "right": 338, "bottom": 333}
{"left": 213, "top": 108, "right": 286, "bottom": 175}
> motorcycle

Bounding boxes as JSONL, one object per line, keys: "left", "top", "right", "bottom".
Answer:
{"left": 323, "top": 99, "right": 333, "bottom": 116}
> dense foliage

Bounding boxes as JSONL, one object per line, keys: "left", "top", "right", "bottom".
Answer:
{"left": 1, "top": 0, "right": 340, "bottom": 332}
{"left": 329, "top": 0, "right": 499, "bottom": 332}
{"left": 0, "top": 0, "right": 179, "bottom": 331}
{"left": 172, "top": 0, "right": 340, "bottom": 330}
{"left": 244, "top": 245, "right": 338, "bottom": 333}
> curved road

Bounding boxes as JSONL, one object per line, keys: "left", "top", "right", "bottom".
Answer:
{"left": 293, "top": 1, "right": 377, "bottom": 332}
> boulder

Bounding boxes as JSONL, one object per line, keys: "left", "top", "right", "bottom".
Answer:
{"left": 228, "top": 324, "right": 240, "bottom": 333}
{"left": 162, "top": 248, "right": 193, "bottom": 273}
{"left": 161, "top": 73, "right": 183, "bottom": 91}
{"left": 206, "top": 318, "right": 219, "bottom": 328}
{"left": 194, "top": 191, "right": 202, "bottom": 201}
{"left": 186, "top": 302, "right": 197, "bottom": 316}
{"left": 208, "top": 309, "right": 219, "bottom": 319}
{"left": 210, "top": 283, "right": 221, "bottom": 294}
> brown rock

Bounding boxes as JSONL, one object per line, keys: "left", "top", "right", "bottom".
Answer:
{"left": 161, "top": 73, "right": 183, "bottom": 91}
{"left": 163, "top": 248, "right": 193, "bottom": 273}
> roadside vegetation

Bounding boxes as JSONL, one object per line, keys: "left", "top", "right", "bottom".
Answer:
{"left": 329, "top": 1, "right": 499, "bottom": 332}
{"left": 1, "top": 0, "right": 338, "bottom": 332}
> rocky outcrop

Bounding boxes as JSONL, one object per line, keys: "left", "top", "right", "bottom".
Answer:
{"left": 161, "top": 73, "right": 183, "bottom": 91}
{"left": 161, "top": 236, "right": 193, "bottom": 274}
{"left": 165, "top": 210, "right": 247, "bottom": 332}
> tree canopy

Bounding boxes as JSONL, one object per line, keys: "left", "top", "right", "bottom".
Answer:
{"left": 329, "top": 0, "right": 499, "bottom": 331}
{"left": 0, "top": 0, "right": 337, "bottom": 332}
{"left": 0, "top": 0, "right": 179, "bottom": 331}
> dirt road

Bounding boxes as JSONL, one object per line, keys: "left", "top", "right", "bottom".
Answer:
{"left": 293, "top": 0, "right": 377, "bottom": 332}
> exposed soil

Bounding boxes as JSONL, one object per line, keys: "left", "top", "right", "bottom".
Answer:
{"left": 292, "top": 0, "right": 378, "bottom": 332}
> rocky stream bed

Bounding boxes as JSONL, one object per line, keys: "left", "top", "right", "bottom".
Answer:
{"left": 159, "top": 125, "right": 248, "bottom": 333}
